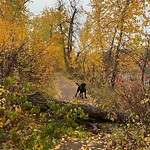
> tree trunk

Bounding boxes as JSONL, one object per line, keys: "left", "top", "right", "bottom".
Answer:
{"left": 66, "top": 7, "right": 77, "bottom": 70}
{"left": 27, "top": 92, "right": 129, "bottom": 124}
{"left": 110, "top": 0, "right": 130, "bottom": 89}
{"left": 111, "top": 47, "right": 120, "bottom": 89}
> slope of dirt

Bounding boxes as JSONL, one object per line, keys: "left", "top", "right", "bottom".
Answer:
{"left": 54, "top": 73, "right": 96, "bottom": 106}
{"left": 54, "top": 73, "right": 115, "bottom": 150}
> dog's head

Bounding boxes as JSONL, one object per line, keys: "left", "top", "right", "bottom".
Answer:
{"left": 80, "top": 83, "right": 86, "bottom": 89}
{"left": 82, "top": 83, "right": 86, "bottom": 86}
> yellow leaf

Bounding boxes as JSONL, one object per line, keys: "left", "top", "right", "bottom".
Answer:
{"left": 15, "top": 105, "right": 22, "bottom": 113}
{"left": 144, "top": 137, "right": 150, "bottom": 142}
{"left": 54, "top": 144, "right": 61, "bottom": 150}
{"left": 81, "top": 147, "right": 87, "bottom": 150}
{"left": 105, "top": 133, "right": 111, "bottom": 138}
{"left": 0, "top": 118, "right": 3, "bottom": 128}
{"left": 110, "top": 117, "right": 115, "bottom": 122}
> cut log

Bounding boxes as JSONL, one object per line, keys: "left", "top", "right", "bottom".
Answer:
{"left": 27, "top": 92, "right": 129, "bottom": 124}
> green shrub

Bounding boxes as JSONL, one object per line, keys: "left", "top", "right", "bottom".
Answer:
{"left": 1, "top": 77, "right": 89, "bottom": 150}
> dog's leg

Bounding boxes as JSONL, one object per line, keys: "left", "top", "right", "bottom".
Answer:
{"left": 85, "top": 91, "right": 87, "bottom": 99}
{"left": 81, "top": 93, "right": 83, "bottom": 99}
{"left": 75, "top": 93, "right": 77, "bottom": 97}
{"left": 79, "top": 92, "right": 82, "bottom": 98}
{"left": 75, "top": 88, "right": 79, "bottom": 97}
{"left": 75, "top": 92, "right": 78, "bottom": 97}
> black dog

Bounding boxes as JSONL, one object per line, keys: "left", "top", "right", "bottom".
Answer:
{"left": 75, "top": 83, "right": 87, "bottom": 99}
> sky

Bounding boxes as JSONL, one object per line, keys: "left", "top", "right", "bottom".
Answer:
{"left": 27, "top": 0, "right": 90, "bottom": 15}
{"left": 27, "top": 0, "right": 56, "bottom": 15}
{"left": 27, "top": 0, "right": 149, "bottom": 34}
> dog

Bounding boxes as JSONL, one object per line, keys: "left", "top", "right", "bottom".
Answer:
{"left": 75, "top": 83, "right": 87, "bottom": 99}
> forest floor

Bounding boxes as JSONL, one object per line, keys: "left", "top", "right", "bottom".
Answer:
{"left": 53, "top": 73, "right": 117, "bottom": 150}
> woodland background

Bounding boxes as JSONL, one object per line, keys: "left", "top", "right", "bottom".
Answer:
{"left": 0, "top": 0, "right": 149, "bottom": 149}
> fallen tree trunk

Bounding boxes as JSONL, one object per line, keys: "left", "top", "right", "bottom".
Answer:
{"left": 27, "top": 92, "right": 129, "bottom": 124}
{"left": 52, "top": 100, "right": 128, "bottom": 123}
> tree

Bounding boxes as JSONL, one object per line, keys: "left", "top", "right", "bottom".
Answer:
{"left": 0, "top": 0, "right": 30, "bottom": 82}
{"left": 29, "top": 7, "right": 66, "bottom": 82}
{"left": 0, "top": 0, "right": 30, "bottom": 23}
{"left": 56, "top": 0, "right": 81, "bottom": 70}
{"left": 77, "top": 0, "right": 149, "bottom": 88}
{"left": 55, "top": 0, "right": 69, "bottom": 69}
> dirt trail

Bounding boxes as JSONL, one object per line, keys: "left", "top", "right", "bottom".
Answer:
{"left": 54, "top": 73, "right": 96, "bottom": 106}
{"left": 54, "top": 73, "right": 113, "bottom": 150}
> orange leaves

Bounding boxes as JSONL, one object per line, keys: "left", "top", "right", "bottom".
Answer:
{"left": 30, "top": 7, "right": 68, "bottom": 75}
{"left": 78, "top": 0, "right": 149, "bottom": 85}
{"left": 0, "top": 21, "right": 27, "bottom": 55}
{"left": 0, "top": 0, "right": 28, "bottom": 23}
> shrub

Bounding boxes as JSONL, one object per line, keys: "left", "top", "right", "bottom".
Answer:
{"left": 118, "top": 82, "right": 150, "bottom": 127}
{"left": 0, "top": 77, "right": 88, "bottom": 149}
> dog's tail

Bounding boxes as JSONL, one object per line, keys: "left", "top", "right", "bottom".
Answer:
{"left": 76, "top": 82, "right": 79, "bottom": 86}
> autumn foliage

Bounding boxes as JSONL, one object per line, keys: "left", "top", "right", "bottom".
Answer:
{"left": 0, "top": 0, "right": 150, "bottom": 149}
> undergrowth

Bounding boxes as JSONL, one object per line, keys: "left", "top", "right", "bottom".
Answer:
{"left": 87, "top": 80, "right": 150, "bottom": 149}
{"left": 0, "top": 77, "right": 89, "bottom": 150}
